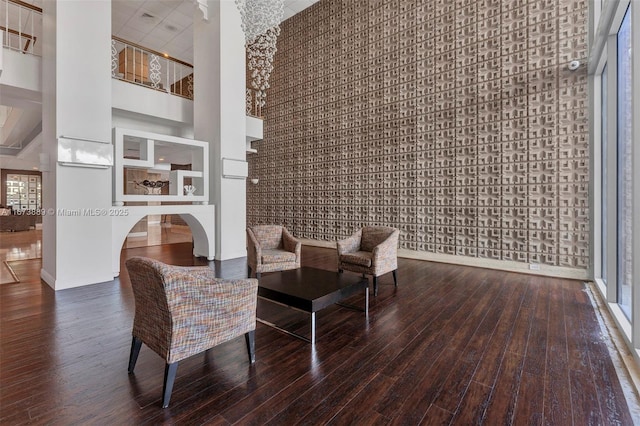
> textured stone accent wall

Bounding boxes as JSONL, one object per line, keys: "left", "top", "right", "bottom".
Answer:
{"left": 247, "top": 0, "right": 589, "bottom": 269}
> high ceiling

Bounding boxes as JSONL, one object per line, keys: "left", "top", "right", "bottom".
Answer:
{"left": 112, "top": 0, "right": 319, "bottom": 64}
{"left": 0, "top": 0, "right": 319, "bottom": 167}
{"left": 9, "top": 0, "right": 319, "bottom": 64}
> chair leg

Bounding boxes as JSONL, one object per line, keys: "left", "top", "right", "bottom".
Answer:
{"left": 392, "top": 270, "right": 398, "bottom": 287}
{"left": 373, "top": 276, "right": 378, "bottom": 296}
{"left": 162, "top": 362, "right": 179, "bottom": 408}
{"left": 128, "top": 336, "right": 142, "bottom": 373}
{"left": 245, "top": 330, "right": 256, "bottom": 364}
{"left": 247, "top": 265, "right": 252, "bottom": 277}
{"left": 338, "top": 268, "right": 343, "bottom": 273}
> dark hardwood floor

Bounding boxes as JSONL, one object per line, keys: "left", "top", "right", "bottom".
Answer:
{"left": 1, "top": 242, "right": 637, "bottom": 425}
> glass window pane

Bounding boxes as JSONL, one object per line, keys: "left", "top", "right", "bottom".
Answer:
{"left": 4, "top": 173, "right": 41, "bottom": 211}
{"left": 617, "top": 6, "right": 632, "bottom": 319}
{"left": 601, "top": 64, "right": 607, "bottom": 284}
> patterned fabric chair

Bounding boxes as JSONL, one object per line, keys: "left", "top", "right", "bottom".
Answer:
{"left": 125, "top": 257, "right": 258, "bottom": 408}
{"left": 337, "top": 226, "right": 399, "bottom": 296}
{"left": 246, "top": 225, "right": 301, "bottom": 278}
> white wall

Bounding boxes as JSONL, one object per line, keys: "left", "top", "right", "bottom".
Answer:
{"left": 0, "top": 158, "right": 38, "bottom": 171}
{"left": 8, "top": 0, "right": 251, "bottom": 287}
{"left": 0, "top": 48, "right": 41, "bottom": 95}
{"left": 112, "top": 110, "right": 192, "bottom": 138}
{"left": 246, "top": 115, "right": 263, "bottom": 142}
{"left": 194, "top": 0, "right": 247, "bottom": 260}
{"left": 112, "top": 79, "right": 193, "bottom": 126}
{"left": 41, "top": 0, "right": 114, "bottom": 290}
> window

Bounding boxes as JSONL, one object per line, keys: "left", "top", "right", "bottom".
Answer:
{"left": 601, "top": 64, "right": 608, "bottom": 284}
{"left": 3, "top": 172, "right": 42, "bottom": 212}
{"left": 592, "top": 0, "right": 639, "bottom": 348}
{"left": 616, "top": 6, "right": 632, "bottom": 319}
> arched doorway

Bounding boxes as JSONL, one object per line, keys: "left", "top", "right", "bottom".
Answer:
{"left": 112, "top": 207, "right": 215, "bottom": 276}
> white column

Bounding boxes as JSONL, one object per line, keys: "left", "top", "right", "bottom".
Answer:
{"left": 41, "top": 0, "right": 113, "bottom": 289}
{"left": 193, "top": 0, "right": 247, "bottom": 260}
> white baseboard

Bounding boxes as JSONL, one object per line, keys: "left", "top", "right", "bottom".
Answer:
{"left": 40, "top": 268, "right": 55, "bottom": 289}
{"left": 299, "top": 238, "right": 589, "bottom": 280}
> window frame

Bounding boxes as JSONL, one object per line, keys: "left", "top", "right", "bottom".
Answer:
{"left": 590, "top": 0, "right": 639, "bottom": 351}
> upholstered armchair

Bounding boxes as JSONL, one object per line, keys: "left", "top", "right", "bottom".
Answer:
{"left": 246, "top": 225, "right": 301, "bottom": 278}
{"left": 337, "top": 226, "right": 399, "bottom": 296}
{"left": 125, "top": 257, "right": 258, "bottom": 408}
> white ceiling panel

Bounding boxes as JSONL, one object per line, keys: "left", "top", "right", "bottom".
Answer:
{"left": 165, "top": 9, "right": 193, "bottom": 28}
{"left": 112, "top": 10, "right": 134, "bottom": 33}
{"left": 175, "top": 0, "right": 197, "bottom": 16}
{"left": 112, "top": 0, "right": 320, "bottom": 64}
{"left": 117, "top": 26, "right": 147, "bottom": 44}
{"left": 282, "top": 7, "right": 296, "bottom": 20}
{"left": 3, "top": 0, "right": 320, "bottom": 65}
{"left": 286, "top": 0, "right": 317, "bottom": 13}
{"left": 112, "top": 0, "right": 145, "bottom": 14}
{"left": 141, "top": 0, "right": 178, "bottom": 18}
{"left": 168, "top": 30, "right": 193, "bottom": 49}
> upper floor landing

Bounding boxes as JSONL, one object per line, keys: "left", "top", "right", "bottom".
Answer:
{"left": 0, "top": 0, "right": 264, "bottom": 166}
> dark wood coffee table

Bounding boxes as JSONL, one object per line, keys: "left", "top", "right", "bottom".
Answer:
{"left": 257, "top": 267, "right": 369, "bottom": 345}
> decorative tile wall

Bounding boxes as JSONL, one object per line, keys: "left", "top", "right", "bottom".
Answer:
{"left": 247, "top": 0, "right": 589, "bottom": 269}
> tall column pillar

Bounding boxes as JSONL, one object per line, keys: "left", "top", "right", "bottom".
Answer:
{"left": 41, "top": 0, "right": 113, "bottom": 289}
{"left": 193, "top": 0, "right": 247, "bottom": 260}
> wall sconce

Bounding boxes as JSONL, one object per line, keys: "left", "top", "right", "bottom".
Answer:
{"left": 250, "top": 178, "right": 259, "bottom": 184}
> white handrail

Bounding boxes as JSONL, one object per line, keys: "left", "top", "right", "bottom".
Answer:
{"left": 0, "top": 0, "right": 41, "bottom": 56}
{"left": 111, "top": 37, "right": 194, "bottom": 100}
{"left": 246, "top": 88, "right": 263, "bottom": 118}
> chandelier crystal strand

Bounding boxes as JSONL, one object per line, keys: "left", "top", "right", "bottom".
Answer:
{"left": 235, "top": 0, "right": 284, "bottom": 108}
{"left": 248, "top": 26, "right": 280, "bottom": 107}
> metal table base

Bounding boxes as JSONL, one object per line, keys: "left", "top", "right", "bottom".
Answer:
{"left": 257, "top": 286, "right": 369, "bottom": 345}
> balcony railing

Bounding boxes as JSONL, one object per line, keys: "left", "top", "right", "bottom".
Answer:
{"left": 2, "top": 0, "right": 256, "bottom": 114}
{"left": 111, "top": 36, "right": 194, "bottom": 100}
{"left": 246, "top": 88, "right": 263, "bottom": 118}
{"left": 1, "top": 0, "right": 42, "bottom": 55}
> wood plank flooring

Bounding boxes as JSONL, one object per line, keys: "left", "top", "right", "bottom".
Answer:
{"left": 0, "top": 241, "right": 637, "bottom": 425}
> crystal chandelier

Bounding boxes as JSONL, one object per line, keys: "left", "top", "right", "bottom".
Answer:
{"left": 235, "top": 0, "right": 284, "bottom": 109}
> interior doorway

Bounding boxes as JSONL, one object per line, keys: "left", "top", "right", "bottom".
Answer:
{"left": 123, "top": 214, "right": 193, "bottom": 249}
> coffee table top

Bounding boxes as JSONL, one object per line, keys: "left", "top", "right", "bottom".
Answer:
{"left": 258, "top": 267, "right": 368, "bottom": 312}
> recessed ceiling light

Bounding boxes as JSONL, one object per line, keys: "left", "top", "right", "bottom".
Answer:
{"left": 141, "top": 12, "right": 155, "bottom": 20}
{"left": 165, "top": 24, "right": 178, "bottom": 32}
